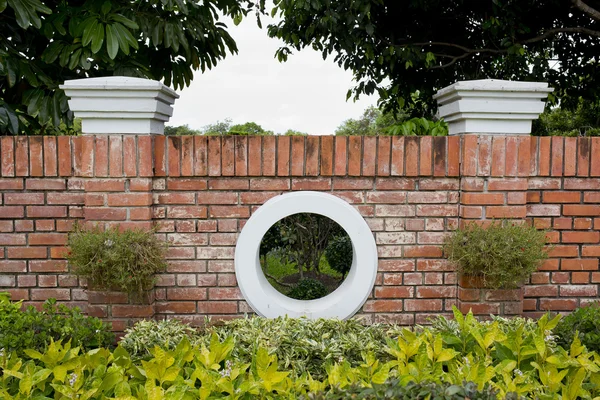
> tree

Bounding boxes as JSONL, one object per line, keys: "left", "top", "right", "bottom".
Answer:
{"left": 268, "top": 0, "right": 600, "bottom": 116}
{"left": 164, "top": 124, "right": 202, "bottom": 136}
{"left": 228, "top": 121, "right": 273, "bottom": 135}
{"left": 0, "top": 0, "right": 264, "bottom": 134}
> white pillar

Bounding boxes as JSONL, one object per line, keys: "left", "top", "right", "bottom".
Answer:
{"left": 60, "top": 76, "right": 179, "bottom": 135}
{"left": 433, "top": 79, "right": 553, "bottom": 135}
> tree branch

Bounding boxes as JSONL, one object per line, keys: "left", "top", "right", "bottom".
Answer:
{"left": 572, "top": 0, "right": 600, "bottom": 21}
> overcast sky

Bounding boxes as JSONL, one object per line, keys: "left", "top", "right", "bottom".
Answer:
{"left": 167, "top": 13, "right": 379, "bottom": 135}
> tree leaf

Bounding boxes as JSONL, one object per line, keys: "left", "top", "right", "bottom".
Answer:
{"left": 7, "top": 0, "right": 30, "bottom": 29}
{"left": 111, "top": 14, "right": 138, "bottom": 30}
{"left": 105, "top": 24, "right": 119, "bottom": 59}
{"left": 91, "top": 22, "right": 104, "bottom": 53}
{"left": 82, "top": 17, "right": 98, "bottom": 46}
{"left": 0, "top": 0, "right": 7, "bottom": 13}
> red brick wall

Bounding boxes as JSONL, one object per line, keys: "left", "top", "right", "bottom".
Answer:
{"left": 0, "top": 135, "right": 598, "bottom": 327}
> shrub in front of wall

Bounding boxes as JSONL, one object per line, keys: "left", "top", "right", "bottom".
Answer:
{"left": 443, "top": 221, "right": 548, "bottom": 289}
{"left": 307, "top": 380, "right": 499, "bottom": 400}
{"left": 554, "top": 302, "right": 600, "bottom": 353}
{"left": 66, "top": 225, "right": 167, "bottom": 300}
{"left": 120, "top": 318, "right": 199, "bottom": 359}
{"left": 287, "top": 278, "right": 329, "bottom": 300}
{"left": 0, "top": 292, "right": 113, "bottom": 357}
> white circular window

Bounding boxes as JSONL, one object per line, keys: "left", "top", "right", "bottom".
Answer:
{"left": 235, "top": 191, "right": 378, "bottom": 319}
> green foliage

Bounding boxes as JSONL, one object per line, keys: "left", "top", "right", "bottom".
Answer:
{"left": 287, "top": 278, "right": 328, "bottom": 300}
{"left": 203, "top": 118, "right": 233, "bottom": 135}
{"left": 324, "top": 236, "right": 353, "bottom": 277}
{"left": 335, "top": 106, "right": 447, "bottom": 136}
{"left": 1, "top": 0, "right": 264, "bottom": 134}
{"left": 533, "top": 100, "right": 600, "bottom": 137}
{"left": 554, "top": 302, "right": 600, "bottom": 353}
{"left": 228, "top": 121, "right": 273, "bottom": 135}
{"left": 283, "top": 129, "right": 308, "bottom": 136}
{"left": 269, "top": 0, "right": 600, "bottom": 116}
{"left": 0, "top": 292, "right": 113, "bottom": 357}
{"left": 66, "top": 225, "right": 167, "bottom": 299}
{"left": 164, "top": 124, "right": 202, "bottom": 136}
{"left": 120, "top": 318, "right": 197, "bottom": 359}
{"left": 309, "top": 380, "right": 498, "bottom": 400}
{"left": 444, "top": 221, "right": 548, "bottom": 289}
{"left": 3, "top": 309, "right": 600, "bottom": 399}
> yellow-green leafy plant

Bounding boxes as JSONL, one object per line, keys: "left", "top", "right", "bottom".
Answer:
{"left": 66, "top": 225, "right": 167, "bottom": 300}
{"left": 443, "top": 221, "right": 548, "bottom": 289}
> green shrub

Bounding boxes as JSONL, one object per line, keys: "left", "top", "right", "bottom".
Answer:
{"left": 443, "top": 221, "right": 548, "bottom": 289}
{"left": 2, "top": 309, "right": 600, "bottom": 400}
{"left": 325, "top": 235, "right": 353, "bottom": 277}
{"left": 554, "top": 302, "right": 600, "bottom": 353}
{"left": 287, "top": 278, "right": 328, "bottom": 300}
{"left": 66, "top": 225, "right": 167, "bottom": 299}
{"left": 0, "top": 292, "right": 113, "bottom": 357}
{"left": 308, "top": 380, "right": 498, "bottom": 400}
{"left": 120, "top": 318, "right": 198, "bottom": 359}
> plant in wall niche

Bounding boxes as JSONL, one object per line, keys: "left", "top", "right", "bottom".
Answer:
{"left": 66, "top": 225, "right": 167, "bottom": 300}
{"left": 444, "top": 221, "right": 548, "bottom": 289}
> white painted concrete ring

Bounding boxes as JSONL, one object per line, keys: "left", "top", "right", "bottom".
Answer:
{"left": 234, "top": 191, "right": 378, "bottom": 319}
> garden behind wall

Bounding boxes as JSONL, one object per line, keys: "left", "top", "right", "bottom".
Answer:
{"left": 0, "top": 134, "right": 599, "bottom": 330}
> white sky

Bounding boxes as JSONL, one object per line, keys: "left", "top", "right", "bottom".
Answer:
{"left": 167, "top": 13, "right": 379, "bottom": 135}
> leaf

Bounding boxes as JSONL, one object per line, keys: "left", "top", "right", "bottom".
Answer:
{"left": 101, "top": 0, "right": 111, "bottom": 14}
{"left": 0, "top": 0, "right": 6, "bottom": 13}
{"left": 7, "top": 0, "right": 30, "bottom": 29}
{"left": 106, "top": 24, "right": 119, "bottom": 59}
{"left": 91, "top": 22, "right": 105, "bottom": 53}
{"left": 82, "top": 17, "right": 98, "bottom": 46}
{"left": 112, "top": 14, "right": 138, "bottom": 30}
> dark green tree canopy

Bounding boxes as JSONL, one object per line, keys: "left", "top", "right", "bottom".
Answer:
{"left": 268, "top": 0, "right": 600, "bottom": 116}
{"left": 0, "top": 0, "right": 263, "bottom": 134}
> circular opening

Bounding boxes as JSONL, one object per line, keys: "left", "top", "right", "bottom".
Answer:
{"left": 260, "top": 212, "right": 353, "bottom": 300}
{"left": 235, "top": 191, "right": 378, "bottom": 319}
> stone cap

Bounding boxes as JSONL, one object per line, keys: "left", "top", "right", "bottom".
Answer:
{"left": 60, "top": 76, "right": 179, "bottom": 135}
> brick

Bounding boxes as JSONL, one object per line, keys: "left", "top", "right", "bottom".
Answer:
{"left": 404, "top": 299, "right": 442, "bottom": 311}
{"left": 574, "top": 218, "right": 592, "bottom": 230}
{"left": 196, "top": 192, "right": 238, "bottom": 204}
{"left": 582, "top": 245, "right": 600, "bottom": 256}
{"left": 405, "top": 137, "right": 419, "bottom": 176}
{"left": 542, "top": 192, "right": 581, "bottom": 203}
{"left": 26, "top": 179, "right": 66, "bottom": 190}
{"left": 375, "top": 205, "right": 415, "bottom": 217}
{"left": 31, "top": 289, "right": 70, "bottom": 301}
{"left": 488, "top": 178, "right": 529, "bottom": 191}
{"left": 297, "top": 136, "right": 316, "bottom": 176}
{"left": 539, "top": 299, "right": 577, "bottom": 311}
{"left": 416, "top": 205, "right": 458, "bottom": 217}
{"left": 377, "top": 137, "right": 391, "bottom": 176}
{"left": 167, "top": 288, "right": 207, "bottom": 300}
{"left": 85, "top": 207, "right": 127, "bottom": 221}
{"left": 377, "top": 260, "right": 415, "bottom": 272}
{"left": 564, "top": 137, "right": 577, "bottom": 176}
{"left": 166, "top": 206, "right": 207, "bottom": 219}
{"left": 29, "top": 233, "right": 67, "bottom": 245}
{"left": 527, "top": 204, "right": 561, "bottom": 216}
{"left": 583, "top": 192, "right": 600, "bottom": 203}
{"left": 107, "top": 193, "right": 152, "bottom": 206}
{"left": 250, "top": 178, "right": 290, "bottom": 191}
{"left": 524, "top": 285, "right": 558, "bottom": 297}
{"left": 208, "top": 287, "right": 243, "bottom": 300}
{"left": 85, "top": 179, "right": 126, "bottom": 192}
{"left": 561, "top": 259, "right": 598, "bottom": 270}
{"left": 0, "top": 206, "right": 24, "bottom": 218}
{"left": 276, "top": 136, "right": 289, "bottom": 176}
{"left": 167, "top": 178, "right": 208, "bottom": 191}
{"left": 1, "top": 137, "right": 15, "bottom": 176}
{"left": 0, "top": 275, "right": 15, "bottom": 287}
{"left": 156, "top": 193, "right": 195, "bottom": 205}
{"left": 0, "top": 260, "right": 26, "bottom": 273}
{"left": 417, "top": 232, "right": 448, "bottom": 244}
{"left": 7, "top": 247, "right": 47, "bottom": 259}
{"left": 176, "top": 274, "right": 197, "bottom": 286}
{"left": 218, "top": 220, "right": 237, "bottom": 232}
{"left": 416, "top": 259, "right": 453, "bottom": 271}
{"left": 167, "top": 233, "right": 208, "bottom": 246}
{"left": 390, "top": 136, "right": 405, "bottom": 176}
{"left": 407, "top": 192, "right": 447, "bottom": 203}
{"left": 562, "top": 231, "right": 599, "bottom": 243}
{"left": 198, "top": 301, "right": 239, "bottom": 314}
{"left": 14, "top": 220, "right": 33, "bottom": 231}
{"left": 209, "top": 233, "right": 238, "bottom": 246}
{"left": 376, "top": 232, "right": 415, "bottom": 245}
{"left": 363, "top": 300, "right": 403, "bottom": 312}
{"left": 348, "top": 136, "right": 362, "bottom": 176}
{"left": 209, "top": 206, "right": 249, "bottom": 218}
{"left": 461, "top": 177, "right": 484, "bottom": 191}
{"left": 47, "top": 193, "right": 84, "bottom": 205}
{"left": 197, "top": 248, "right": 234, "bottom": 259}
{"left": 156, "top": 302, "right": 197, "bottom": 314}
{"left": 112, "top": 305, "right": 155, "bottom": 318}
{"left": 38, "top": 275, "right": 57, "bottom": 287}
{"left": 29, "top": 260, "right": 68, "bottom": 272}
{"left": 240, "top": 192, "right": 280, "bottom": 205}
{"left": 290, "top": 136, "right": 304, "bottom": 176}
{"left": 486, "top": 206, "right": 526, "bottom": 218}
{"left": 461, "top": 193, "right": 504, "bottom": 205}
{"left": 560, "top": 285, "right": 597, "bottom": 297}
{"left": 292, "top": 177, "right": 331, "bottom": 191}
{"left": 404, "top": 246, "right": 443, "bottom": 258}
{"left": 417, "top": 286, "right": 456, "bottom": 298}
{"left": 0, "top": 234, "right": 25, "bottom": 245}
{"left": 366, "top": 192, "right": 407, "bottom": 204}
{"left": 564, "top": 178, "right": 600, "bottom": 190}
{"left": 563, "top": 205, "right": 600, "bottom": 216}
{"left": 15, "top": 137, "right": 29, "bottom": 176}
{"left": 263, "top": 136, "right": 277, "bottom": 176}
